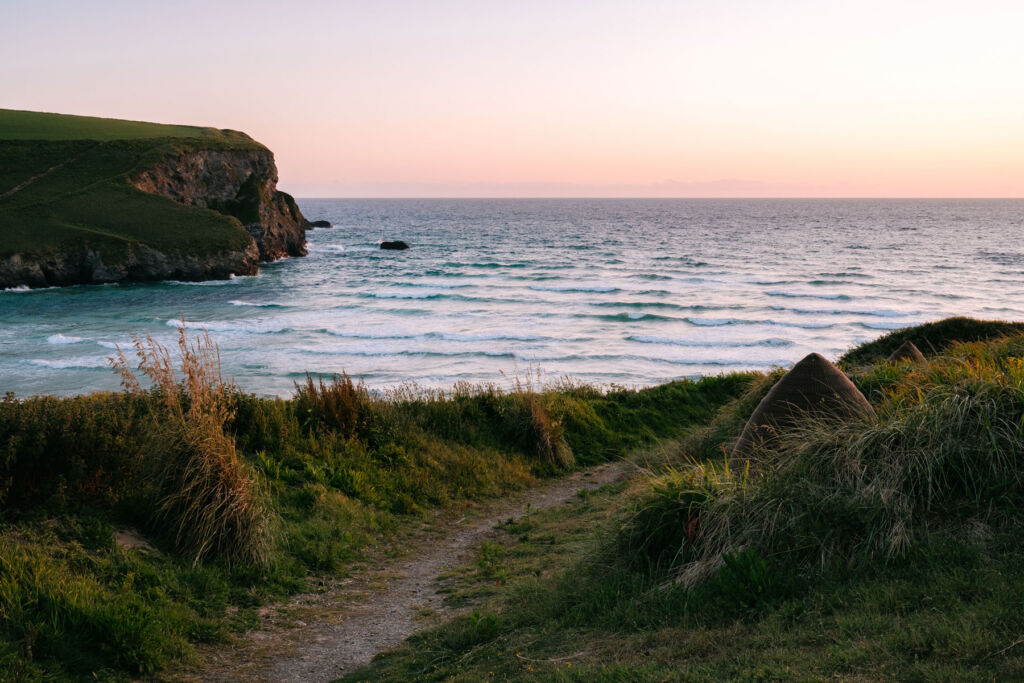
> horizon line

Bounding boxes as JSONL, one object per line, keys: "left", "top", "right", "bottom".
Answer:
{"left": 293, "top": 196, "right": 1024, "bottom": 201}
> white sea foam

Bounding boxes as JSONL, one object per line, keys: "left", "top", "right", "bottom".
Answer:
{"left": 29, "top": 357, "right": 109, "bottom": 369}
{"left": 528, "top": 284, "right": 619, "bottom": 293}
{"left": 627, "top": 335, "right": 793, "bottom": 348}
{"left": 47, "top": 333, "right": 87, "bottom": 344}
{"left": 766, "top": 290, "right": 852, "bottom": 300}
{"left": 229, "top": 300, "right": 289, "bottom": 308}
{"left": 167, "top": 274, "right": 252, "bottom": 286}
{"left": 857, "top": 321, "right": 919, "bottom": 330}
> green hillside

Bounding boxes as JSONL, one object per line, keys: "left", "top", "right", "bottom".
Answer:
{"left": 0, "top": 109, "right": 263, "bottom": 270}
{"left": 0, "top": 108, "right": 249, "bottom": 142}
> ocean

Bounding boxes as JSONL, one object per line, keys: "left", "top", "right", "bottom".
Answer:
{"left": 2, "top": 198, "right": 1023, "bottom": 397}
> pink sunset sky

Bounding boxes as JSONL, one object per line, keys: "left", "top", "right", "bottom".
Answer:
{"left": 2, "top": 0, "right": 1023, "bottom": 198}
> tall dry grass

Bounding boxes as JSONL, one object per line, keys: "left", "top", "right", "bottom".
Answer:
{"left": 111, "top": 327, "right": 271, "bottom": 566}
{"left": 293, "top": 373, "right": 367, "bottom": 438}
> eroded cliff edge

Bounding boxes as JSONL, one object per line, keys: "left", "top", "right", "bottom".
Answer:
{"left": 0, "top": 111, "right": 311, "bottom": 289}
{"left": 131, "top": 146, "right": 308, "bottom": 263}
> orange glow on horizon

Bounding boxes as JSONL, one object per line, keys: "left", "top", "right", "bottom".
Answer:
{"left": 3, "top": 0, "right": 1023, "bottom": 197}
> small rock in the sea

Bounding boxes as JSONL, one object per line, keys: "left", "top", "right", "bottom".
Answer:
{"left": 307, "top": 220, "right": 332, "bottom": 228}
{"left": 380, "top": 240, "right": 410, "bottom": 250}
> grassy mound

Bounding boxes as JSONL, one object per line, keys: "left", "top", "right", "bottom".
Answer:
{"left": 0, "top": 109, "right": 263, "bottom": 265}
{"left": 838, "top": 316, "right": 1024, "bottom": 367}
{"left": 0, "top": 333, "right": 752, "bottom": 680}
{"left": 626, "top": 323, "right": 1024, "bottom": 583}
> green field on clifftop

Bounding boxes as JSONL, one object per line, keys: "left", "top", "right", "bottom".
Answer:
{"left": 0, "top": 108, "right": 249, "bottom": 142}
{"left": 0, "top": 109, "right": 260, "bottom": 267}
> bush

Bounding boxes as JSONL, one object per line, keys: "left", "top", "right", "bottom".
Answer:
{"left": 0, "top": 392, "right": 146, "bottom": 513}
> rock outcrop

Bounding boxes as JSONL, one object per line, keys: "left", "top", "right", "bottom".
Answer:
{"left": 0, "top": 142, "right": 309, "bottom": 290}
{"left": 0, "top": 241, "right": 259, "bottom": 289}
{"left": 131, "top": 147, "right": 307, "bottom": 262}
{"left": 887, "top": 341, "right": 926, "bottom": 364}
{"left": 380, "top": 240, "right": 410, "bottom": 250}
{"left": 733, "top": 352, "right": 875, "bottom": 458}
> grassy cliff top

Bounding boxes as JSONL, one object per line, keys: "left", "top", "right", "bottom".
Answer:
{"left": 0, "top": 108, "right": 253, "bottom": 143}
{"left": 0, "top": 110, "right": 264, "bottom": 262}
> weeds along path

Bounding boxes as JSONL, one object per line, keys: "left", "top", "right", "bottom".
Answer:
{"left": 176, "top": 461, "right": 631, "bottom": 683}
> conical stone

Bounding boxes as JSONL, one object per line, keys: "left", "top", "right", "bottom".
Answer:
{"left": 733, "top": 352, "right": 875, "bottom": 457}
{"left": 887, "top": 340, "right": 926, "bottom": 364}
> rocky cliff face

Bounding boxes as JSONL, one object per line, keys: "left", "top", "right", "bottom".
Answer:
{"left": 0, "top": 240, "right": 260, "bottom": 289}
{"left": 0, "top": 137, "right": 307, "bottom": 290}
{"left": 131, "top": 146, "right": 308, "bottom": 261}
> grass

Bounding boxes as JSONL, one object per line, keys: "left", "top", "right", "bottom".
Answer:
{"left": 345, "top": 318, "right": 1024, "bottom": 681}
{"left": 111, "top": 331, "right": 271, "bottom": 567}
{"left": 0, "top": 331, "right": 751, "bottom": 680}
{"left": 0, "top": 109, "right": 267, "bottom": 268}
{"left": 0, "top": 108, "right": 248, "bottom": 142}
{"left": 346, "top": 490, "right": 1024, "bottom": 680}
{"left": 6, "top": 315, "right": 1022, "bottom": 680}
{"left": 838, "top": 315, "right": 1024, "bottom": 367}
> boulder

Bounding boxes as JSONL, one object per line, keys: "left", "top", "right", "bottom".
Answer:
{"left": 307, "top": 220, "right": 332, "bottom": 228}
{"left": 887, "top": 340, "right": 925, "bottom": 364}
{"left": 733, "top": 352, "right": 875, "bottom": 457}
{"left": 380, "top": 240, "right": 410, "bottom": 250}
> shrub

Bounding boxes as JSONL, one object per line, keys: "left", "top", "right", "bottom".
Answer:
{"left": 507, "top": 392, "right": 574, "bottom": 471}
{"left": 0, "top": 392, "right": 146, "bottom": 512}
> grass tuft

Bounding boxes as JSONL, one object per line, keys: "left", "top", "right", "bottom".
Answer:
{"left": 111, "top": 328, "right": 271, "bottom": 567}
{"left": 293, "top": 373, "right": 368, "bottom": 439}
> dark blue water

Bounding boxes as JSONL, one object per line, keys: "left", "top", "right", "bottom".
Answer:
{"left": 3, "top": 199, "right": 1023, "bottom": 396}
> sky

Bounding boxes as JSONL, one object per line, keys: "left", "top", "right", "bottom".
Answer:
{"left": 2, "top": 0, "right": 1023, "bottom": 197}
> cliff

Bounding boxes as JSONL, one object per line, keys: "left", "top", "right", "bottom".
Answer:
{"left": 0, "top": 109, "right": 309, "bottom": 289}
{"left": 131, "top": 147, "right": 307, "bottom": 262}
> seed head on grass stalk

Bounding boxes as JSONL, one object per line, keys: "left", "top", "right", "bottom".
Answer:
{"left": 110, "top": 323, "right": 271, "bottom": 567}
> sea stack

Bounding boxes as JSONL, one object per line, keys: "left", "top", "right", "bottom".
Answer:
{"left": 887, "top": 341, "right": 926, "bottom": 364}
{"left": 733, "top": 352, "right": 875, "bottom": 458}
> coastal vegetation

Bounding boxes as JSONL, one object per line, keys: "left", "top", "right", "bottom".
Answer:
{"left": 349, "top": 318, "right": 1024, "bottom": 680}
{"left": 0, "top": 329, "right": 748, "bottom": 680}
{"left": 4, "top": 316, "right": 1024, "bottom": 680}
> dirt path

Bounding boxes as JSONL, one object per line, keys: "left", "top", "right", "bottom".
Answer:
{"left": 178, "top": 461, "right": 630, "bottom": 682}
{"left": 0, "top": 145, "right": 97, "bottom": 200}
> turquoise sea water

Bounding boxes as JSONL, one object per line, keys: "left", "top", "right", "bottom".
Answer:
{"left": 3, "top": 198, "right": 1023, "bottom": 397}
